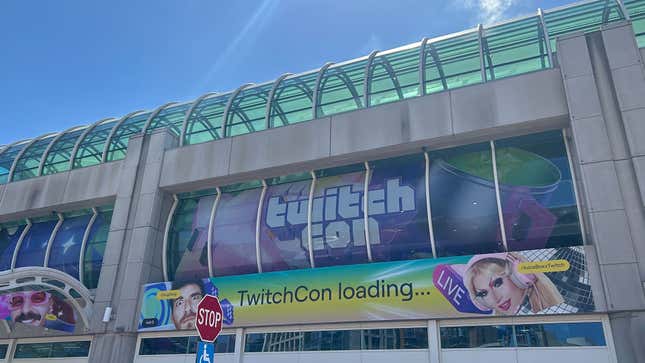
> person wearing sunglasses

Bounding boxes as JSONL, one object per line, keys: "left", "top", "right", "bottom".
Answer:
{"left": 7, "top": 291, "right": 52, "bottom": 327}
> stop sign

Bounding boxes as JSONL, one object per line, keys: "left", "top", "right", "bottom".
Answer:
{"left": 195, "top": 294, "right": 223, "bottom": 342}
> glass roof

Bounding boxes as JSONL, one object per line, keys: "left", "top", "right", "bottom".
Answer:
{"left": 145, "top": 102, "right": 192, "bottom": 136}
{"left": 0, "top": 141, "right": 31, "bottom": 184}
{"left": 11, "top": 133, "right": 58, "bottom": 182}
{"left": 105, "top": 111, "right": 151, "bottom": 162}
{"left": 73, "top": 118, "right": 119, "bottom": 169}
{"left": 182, "top": 93, "right": 230, "bottom": 146}
{"left": 41, "top": 126, "right": 87, "bottom": 175}
{"left": 0, "top": 0, "right": 641, "bottom": 184}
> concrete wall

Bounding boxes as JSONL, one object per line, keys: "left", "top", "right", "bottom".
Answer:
{"left": 0, "top": 160, "right": 121, "bottom": 222}
{"left": 160, "top": 68, "right": 568, "bottom": 193}
{"left": 558, "top": 22, "right": 645, "bottom": 363}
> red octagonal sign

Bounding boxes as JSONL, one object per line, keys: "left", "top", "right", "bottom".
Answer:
{"left": 195, "top": 294, "right": 223, "bottom": 342}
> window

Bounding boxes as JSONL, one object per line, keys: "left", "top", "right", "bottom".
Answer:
{"left": 440, "top": 322, "right": 606, "bottom": 349}
{"left": 440, "top": 325, "right": 515, "bottom": 348}
{"left": 245, "top": 328, "right": 428, "bottom": 352}
{"left": 138, "top": 335, "right": 235, "bottom": 355}
{"left": 514, "top": 322, "right": 606, "bottom": 347}
{"left": 14, "top": 341, "right": 91, "bottom": 358}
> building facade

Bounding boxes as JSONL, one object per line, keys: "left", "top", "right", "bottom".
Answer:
{"left": 0, "top": 1, "right": 644, "bottom": 362}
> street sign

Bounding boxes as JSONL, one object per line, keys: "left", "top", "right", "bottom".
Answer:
{"left": 195, "top": 294, "right": 223, "bottom": 342}
{"left": 196, "top": 341, "right": 214, "bottom": 363}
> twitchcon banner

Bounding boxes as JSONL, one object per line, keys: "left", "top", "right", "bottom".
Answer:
{"left": 0, "top": 288, "right": 78, "bottom": 333}
{"left": 139, "top": 247, "right": 594, "bottom": 331}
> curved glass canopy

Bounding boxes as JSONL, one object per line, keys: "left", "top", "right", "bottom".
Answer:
{"left": 41, "top": 126, "right": 87, "bottom": 175}
{"left": 182, "top": 93, "right": 230, "bottom": 145}
{"left": 105, "top": 112, "right": 151, "bottom": 162}
{"left": 0, "top": 141, "right": 31, "bottom": 184}
{"left": 73, "top": 118, "right": 119, "bottom": 169}
{"left": 10, "top": 134, "right": 58, "bottom": 182}
{"left": 1, "top": 0, "right": 641, "bottom": 184}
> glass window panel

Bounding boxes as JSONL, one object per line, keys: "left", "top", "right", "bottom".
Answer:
{"left": 0, "top": 141, "right": 29, "bottom": 184}
{"left": 187, "top": 335, "right": 236, "bottom": 354}
{"left": 369, "top": 46, "right": 421, "bottom": 106}
{"left": 105, "top": 112, "right": 151, "bottom": 162}
{"left": 184, "top": 94, "right": 230, "bottom": 145}
{"left": 0, "top": 344, "right": 7, "bottom": 359}
{"left": 139, "top": 336, "right": 190, "bottom": 355}
{"left": 495, "top": 131, "right": 582, "bottom": 251}
{"left": 369, "top": 154, "right": 432, "bottom": 262}
{"left": 15, "top": 218, "right": 58, "bottom": 268}
{"left": 167, "top": 195, "right": 215, "bottom": 281}
{"left": 245, "top": 328, "right": 427, "bottom": 352}
{"left": 0, "top": 223, "right": 25, "bottom": 271}
{"left": 47, "top": 213, "right": 91, "bottom": 279}
{"left": 483, "top": 16, "right": 550, "bottom": 82}
{"left": 269, "top": 72, "right": 316, "bottom": 127}
{"left": 425, "top": 30, "right": 482, "bottom": 94}
{"left": 226, "top": 84, "right": 273, "bottom": 137}
{"left": 146, "top": 103, "right": 192, "bottom": 135}
{"left": 260, "top": 179, "right": 312, "bottom": 272}
{"left": 211, "top": 188, "right": 262, "bottom": 276}
{"left": 42, "top": 127, "right": 86, "bottom": 175}
{"left": 11, "top": 135, "right": 57, "bottom": 182}
{"left": 625, "top": 0, "right": 645, "bottom": 47}
{"left": 73, "top": 119, "right": 118, "bottom": 169}
{"left": 311, "top": 168, "right": 369, "bottom": 268}
{"left": 49, "top": 341, "right": 92, "bottom": 357}
{"left": 317, "top": 59, "right": 367, "bottom": 117}
{"left": 362, "top": 328, "right": 428, "bottom": 350}
{"left": 429, "top": 143, "right": 504, "bottom": 257}
{"left": 14, "top": 341, "right": 91, "bottom": 358}
{"left": 83, "top": 209, "right": 112, "bottom": 289}
{"left": 514, "top": 322, "right": 606, "bottom": 347}
{"left": 440, "top": 325, "right": 515, "bottom": 348}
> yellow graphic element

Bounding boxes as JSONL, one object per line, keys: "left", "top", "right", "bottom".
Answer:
{"left": 157, "top": 290, "right": 181, "bottom": 300}
{"left": 518, "top": 260, "right": 570, "bottom": 274}
{"left": 45, "top": 314, "right": 57, "bottom": 321}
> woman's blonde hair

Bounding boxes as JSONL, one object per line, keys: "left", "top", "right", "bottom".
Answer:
{"left": 464, "top": 253, "right": 563, "bottom": 313}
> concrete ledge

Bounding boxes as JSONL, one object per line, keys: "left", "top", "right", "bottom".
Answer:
{"left": 0, "top": 161, "right": 121, "bottom": 221}
{"left": 159, "top": 68, "right": 569, "bottom": 192}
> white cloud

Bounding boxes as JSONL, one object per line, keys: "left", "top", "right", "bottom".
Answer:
{"left": 456, "top": 0, "right": 518, "bottom": 24}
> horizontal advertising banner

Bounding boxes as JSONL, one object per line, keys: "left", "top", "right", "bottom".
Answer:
{"left": 139, "top": 247, "right": 594, "bottom": 331}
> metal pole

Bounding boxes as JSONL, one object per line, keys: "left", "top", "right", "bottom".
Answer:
{"left": 78, "top": 207, "right": 99, "bottom": 286}
{"left": 363, "top": 161, "right": 373, "bottom": 262}
{"left": 162, "top": 195, "right": 179, "bottom": 281}
{"left": 538, "top": 8, "right": 555, "bottom": 67}
{"left": 363, "top": 50, "right": 379, "bottom": 108}
{"left": 256, "top": 180, "right": 268, "bottom": 273}
{"left": 307, "top": 171, "right": 317, "bottom": 268}
{"left": 208, "top": 188, "right": 222, "bottom": 277}
{"left": 477, "top": 24, "right": 487, "bottom": 82}
{"left": 11, "top": 219, "right": 32, "bottom": 270}
{"left": 490, "top": 140, "right": 509, "bottom": 250}
{"left": 43, "top": 212, "right": 64, "bottom": 268}
{"left": 424, "top": 152, "right": 438, "bottom": 258}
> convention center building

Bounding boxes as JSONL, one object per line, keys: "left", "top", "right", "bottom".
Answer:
{"left": 0, "top": 0, "right": 644, "bottom": 362}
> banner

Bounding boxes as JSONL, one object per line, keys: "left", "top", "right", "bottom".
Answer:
{"left": 139, "top": 247, "right": 594, "bottom": 331}
{"left": 0, "top": 288, "right": 78, "bottom": 333}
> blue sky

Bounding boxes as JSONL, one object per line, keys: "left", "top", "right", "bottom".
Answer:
{"left": 0, "top": 0, "right": 571, "bottom": 145}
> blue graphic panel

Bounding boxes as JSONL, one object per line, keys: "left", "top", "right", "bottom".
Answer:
{"left": 15, "top": 219, "right": 58, "bottom": 268}
{"left": 0, "top": 224, "right": 25, "bottom": 271}
{"left": 48, "top": 214, "right": 91, "bottom": 279}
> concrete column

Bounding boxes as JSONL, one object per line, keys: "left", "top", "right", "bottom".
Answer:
{"left": 558, "top": 22, "right": 645, "bottom": 363}
{"left": 88, "top": 128, "right": 178, "bottom": 363}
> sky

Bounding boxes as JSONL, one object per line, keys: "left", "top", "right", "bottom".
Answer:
{"left": 0, "top": 0, "right": 572, "bottom": 145}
